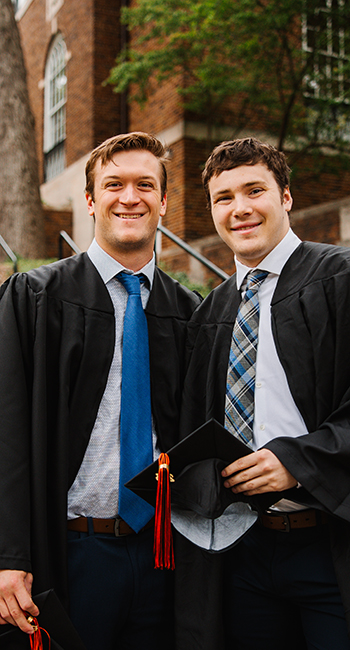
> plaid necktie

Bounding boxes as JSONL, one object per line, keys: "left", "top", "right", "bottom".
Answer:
{"left": 117, "top": 272, "right": 154, "bottom": 532}
{"left": 225, "top": 269, "right": 268, "bottom": 447}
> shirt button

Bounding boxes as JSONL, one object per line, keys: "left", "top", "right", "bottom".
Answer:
{"left": 260, "top": 424, "right": 265, "bottom": 431}
{"left": 256, "top": 382, "right": 262, "bottom": 388}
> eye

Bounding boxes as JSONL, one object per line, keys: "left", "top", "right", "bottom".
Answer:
{"left": 139, "top": 181, "right": 154, "bottom": 189}
{"left": 250, "top": 187, "right": 263, "bottom": 196}
{"left": 106, "top": 181, "right": 122, "bottom": 189}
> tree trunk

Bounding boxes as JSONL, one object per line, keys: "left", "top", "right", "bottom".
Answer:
{"left": 0, "top": 0, "right": 45, "bottom": 258}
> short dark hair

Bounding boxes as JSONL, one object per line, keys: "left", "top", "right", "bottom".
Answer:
{"left": 202, "top": 137, "right": 291, "bottom": 205}
{"left": 85, "top": 131, "right": 169, "bottom": 200}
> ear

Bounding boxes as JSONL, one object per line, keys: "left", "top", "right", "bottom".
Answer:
{"left": 160, "top": 193, "right": 167, "bottom": 217}
{"left": 159, "top": 194, "right": 168, "bottom": 217}
{"left": 283, "top": 187, "right": 293, "bottom": 213}
{"left": 86, "top": 192, "right": 95, "bottom": 216}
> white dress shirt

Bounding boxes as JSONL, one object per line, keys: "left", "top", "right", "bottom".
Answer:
{"left": 235, "top": 229, "right": 308, "bottom": 511}
{"left": 67, "top": 239, "right": 157, "bottom": 519}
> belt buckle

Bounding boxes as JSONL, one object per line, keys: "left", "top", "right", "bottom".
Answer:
{"left": 279, "top": 513, "right": 291, "bottom": 533}
{"left": 114, "top": 517, "right": 124, "bottom": 537}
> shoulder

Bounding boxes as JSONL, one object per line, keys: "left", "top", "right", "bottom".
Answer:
{"left": 1, "top": 254, "right": 113, "bottom": 313}
{"left": 24, "top": 253, "right": 91, "bottom": 290}
{"left": 288, "top": 241, "right": 350, "bottom": 276}
{"left": 299, "top": 241, "right": 350, "bottom": 268}
{"left": 273, "top": 241, "right": 350, "bottom": 305}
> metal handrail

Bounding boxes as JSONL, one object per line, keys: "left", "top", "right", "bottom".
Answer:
{"left": 58, "top": 226, "right": 229, "bottom": 282}
{"left": 0, "top": 235, "right": 18, "bottom": 273}
{"left": 156, "top": 224, "right": 229, "bottom": 281}
{"left": 59, "top": 230, "right": 81, "bottom": 258}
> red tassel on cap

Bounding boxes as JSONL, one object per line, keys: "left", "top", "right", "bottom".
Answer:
{"left": 154, "top": 453, "right": 175, "bottom": 570}
{"left": 27, "top": 616, "right": 51, "bottom": 650}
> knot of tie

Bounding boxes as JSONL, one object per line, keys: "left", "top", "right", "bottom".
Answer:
{"left": 244, "top": 269, "right": 268, "bottom": 300}
{"left": 117, "top": 271, "right": 146, "bottom": 295}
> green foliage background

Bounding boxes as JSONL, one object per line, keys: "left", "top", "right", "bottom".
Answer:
{"left": 107, "top": 0, "right": 350, "bottom": 154}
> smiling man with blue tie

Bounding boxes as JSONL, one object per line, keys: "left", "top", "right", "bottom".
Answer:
{"left": 0, "top": 132, "right": 200, "bottom": 650}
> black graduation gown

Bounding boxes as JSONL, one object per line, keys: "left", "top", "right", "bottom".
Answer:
{"left": 0, "top": 253, "right": 200, "bottom": 609}
{"left": 175, "top": 241, "right": 350, "bottom": 649}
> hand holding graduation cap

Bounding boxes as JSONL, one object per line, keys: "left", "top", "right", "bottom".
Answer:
{"left": 0, "top": 570, "right": 39, "bottom": 635}
{"left": 222, "top": 447, "right": 298, "bottom": 495}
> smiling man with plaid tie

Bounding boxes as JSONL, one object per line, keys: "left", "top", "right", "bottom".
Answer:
{"left": 176, "top": 137, "right": 350, "bottom": 650}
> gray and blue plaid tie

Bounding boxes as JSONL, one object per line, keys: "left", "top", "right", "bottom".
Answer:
{"left": 225, "top": 269, "right": 268, "bottom": 447}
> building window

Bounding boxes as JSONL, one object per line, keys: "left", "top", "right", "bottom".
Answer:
{"left": 303, "top": 0, "right": 350, "bottom": 103}
{"left": 44, "top": 34, "right": 67, "bottom": 182}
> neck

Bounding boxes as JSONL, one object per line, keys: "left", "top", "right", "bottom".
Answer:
{"left": 96, "top": 239, "right": 153, "bottom": 272}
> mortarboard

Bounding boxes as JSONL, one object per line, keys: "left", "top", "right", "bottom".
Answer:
{"left": 126, "top": 418, "right": 288, "bottom": 515}
{"left": 126, "top": 419, "right": 296, "bottom": 553}
{"left": 0, "top": 589, "right": 86, "bottom": 649}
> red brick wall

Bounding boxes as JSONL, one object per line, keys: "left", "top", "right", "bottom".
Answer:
{"left": 291, "top": 204, "right": 340, "bottom": 245}
{"left": 129, "top": 76, "right": 184, "bottom": 134}
{"left": 289, "top": 153, "right": 350, "bottom": 212}
{"left": 92, "top": 0, "right": 122, "bottom": 146}
{"left": 161, "top": 139, "right": 186, "bottom": 247}
{"left": 17, "top": 0, "right": 122, "bottom": 184}
{"left": 43, "top": 206, "right": 73, "bottom": 258}
{"left": 183, "top": 137, "right": 215, "bottom": 240}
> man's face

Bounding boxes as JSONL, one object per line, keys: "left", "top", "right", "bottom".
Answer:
{"left": 86, "top": 149, "right": 167, "bottom": 267}
{"left": 208, "top": 163, "right": 293, "bottom": 267}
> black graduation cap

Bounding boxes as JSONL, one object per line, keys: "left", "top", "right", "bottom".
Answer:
{"left": 126, "top": 418, "right": 287, "bottom": 519}
{"left": 0, "top": 589, "right": 86, "bottom": 649}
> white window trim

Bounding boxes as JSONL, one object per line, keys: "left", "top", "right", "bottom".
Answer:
{"left": 44, "top": 33, "right": 67, "bottom": 154}
{"left": 13, "top": 0, "right": 34, "bottom": 20}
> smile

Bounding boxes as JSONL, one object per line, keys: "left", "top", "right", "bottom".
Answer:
{"left": 116, "top": 213, "right": 144, "bottom": 219}
{"left": 234, "top": 223, "right": 260, "bottom": 232}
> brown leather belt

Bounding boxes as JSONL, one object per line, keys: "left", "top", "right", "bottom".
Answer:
{"left": 259, "top": 509, "right": 329, "bottom": 533}
{"left": 67, "top": 516, "right": 154, "bottom": 537}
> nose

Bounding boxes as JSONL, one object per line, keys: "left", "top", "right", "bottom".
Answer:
{"left": 233, "top": 195, "right": 253, "bottom": 218}
{"left": 119, "top": 183, "right": 140, "bottom": 205}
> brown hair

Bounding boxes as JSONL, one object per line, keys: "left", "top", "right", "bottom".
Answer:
{"left": 202, "top": 137, "right": 291, "bottom": 206}
{"left": 85, "top": 132, "right": 169, "bottom": 200}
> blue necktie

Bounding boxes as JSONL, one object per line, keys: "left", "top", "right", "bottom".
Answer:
{"left": 117, "top": 272, "right": 154, "bottom": 532}
{"left": 225, "top": 269, "right": 268, "bottom": 447}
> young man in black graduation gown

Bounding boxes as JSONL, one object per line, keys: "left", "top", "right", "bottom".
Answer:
{"left": 0, "top": 132, "right": 200, "bottom": 649}
{"left": 175, "top": 137, "right": 350, "bottom": 650}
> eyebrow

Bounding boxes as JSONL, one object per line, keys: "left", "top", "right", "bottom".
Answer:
{"left": 102, "top": 174, "right": 157, "bottom": 182}
{"left": 212, "top": 180, "right": 267, "bottom": 197}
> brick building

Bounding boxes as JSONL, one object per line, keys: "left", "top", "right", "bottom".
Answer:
{"left": 13, "top": 0, "right": 350, "bottom": 280}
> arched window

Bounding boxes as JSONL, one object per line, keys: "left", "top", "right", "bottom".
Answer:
{"left": 44, "top": 34, "right": 67, "bottom": 181}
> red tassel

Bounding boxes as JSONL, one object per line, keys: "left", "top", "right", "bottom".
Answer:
{"left": 153, "top": 453, "right": 175, "bottom": 570}
{"left": 27, "top": 617, "right": 51, "bottom": 650}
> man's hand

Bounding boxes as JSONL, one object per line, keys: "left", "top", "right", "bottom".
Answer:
{"left": 0, "top": 570, "right": 39, "bottom": 634}
{"left": 221, "top": 448, "right": 297, "bottom": 495}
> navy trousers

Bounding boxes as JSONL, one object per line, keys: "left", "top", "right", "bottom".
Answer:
{"left": 67, "top": 521, "right": 174, "bottom": 650}
{"left": 223, "top": 521, "right": 350, "bottom": 650}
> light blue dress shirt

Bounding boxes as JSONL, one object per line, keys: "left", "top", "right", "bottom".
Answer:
{"left": 67, "top": 239, "right": 157, "bottom": 519}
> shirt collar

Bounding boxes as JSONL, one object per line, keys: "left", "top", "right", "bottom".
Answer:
{"left": 87, "top": 238, "right": 155, "bottom": 288}
{"left": 235, "top": 229, "right": 301, "bottom": 290}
